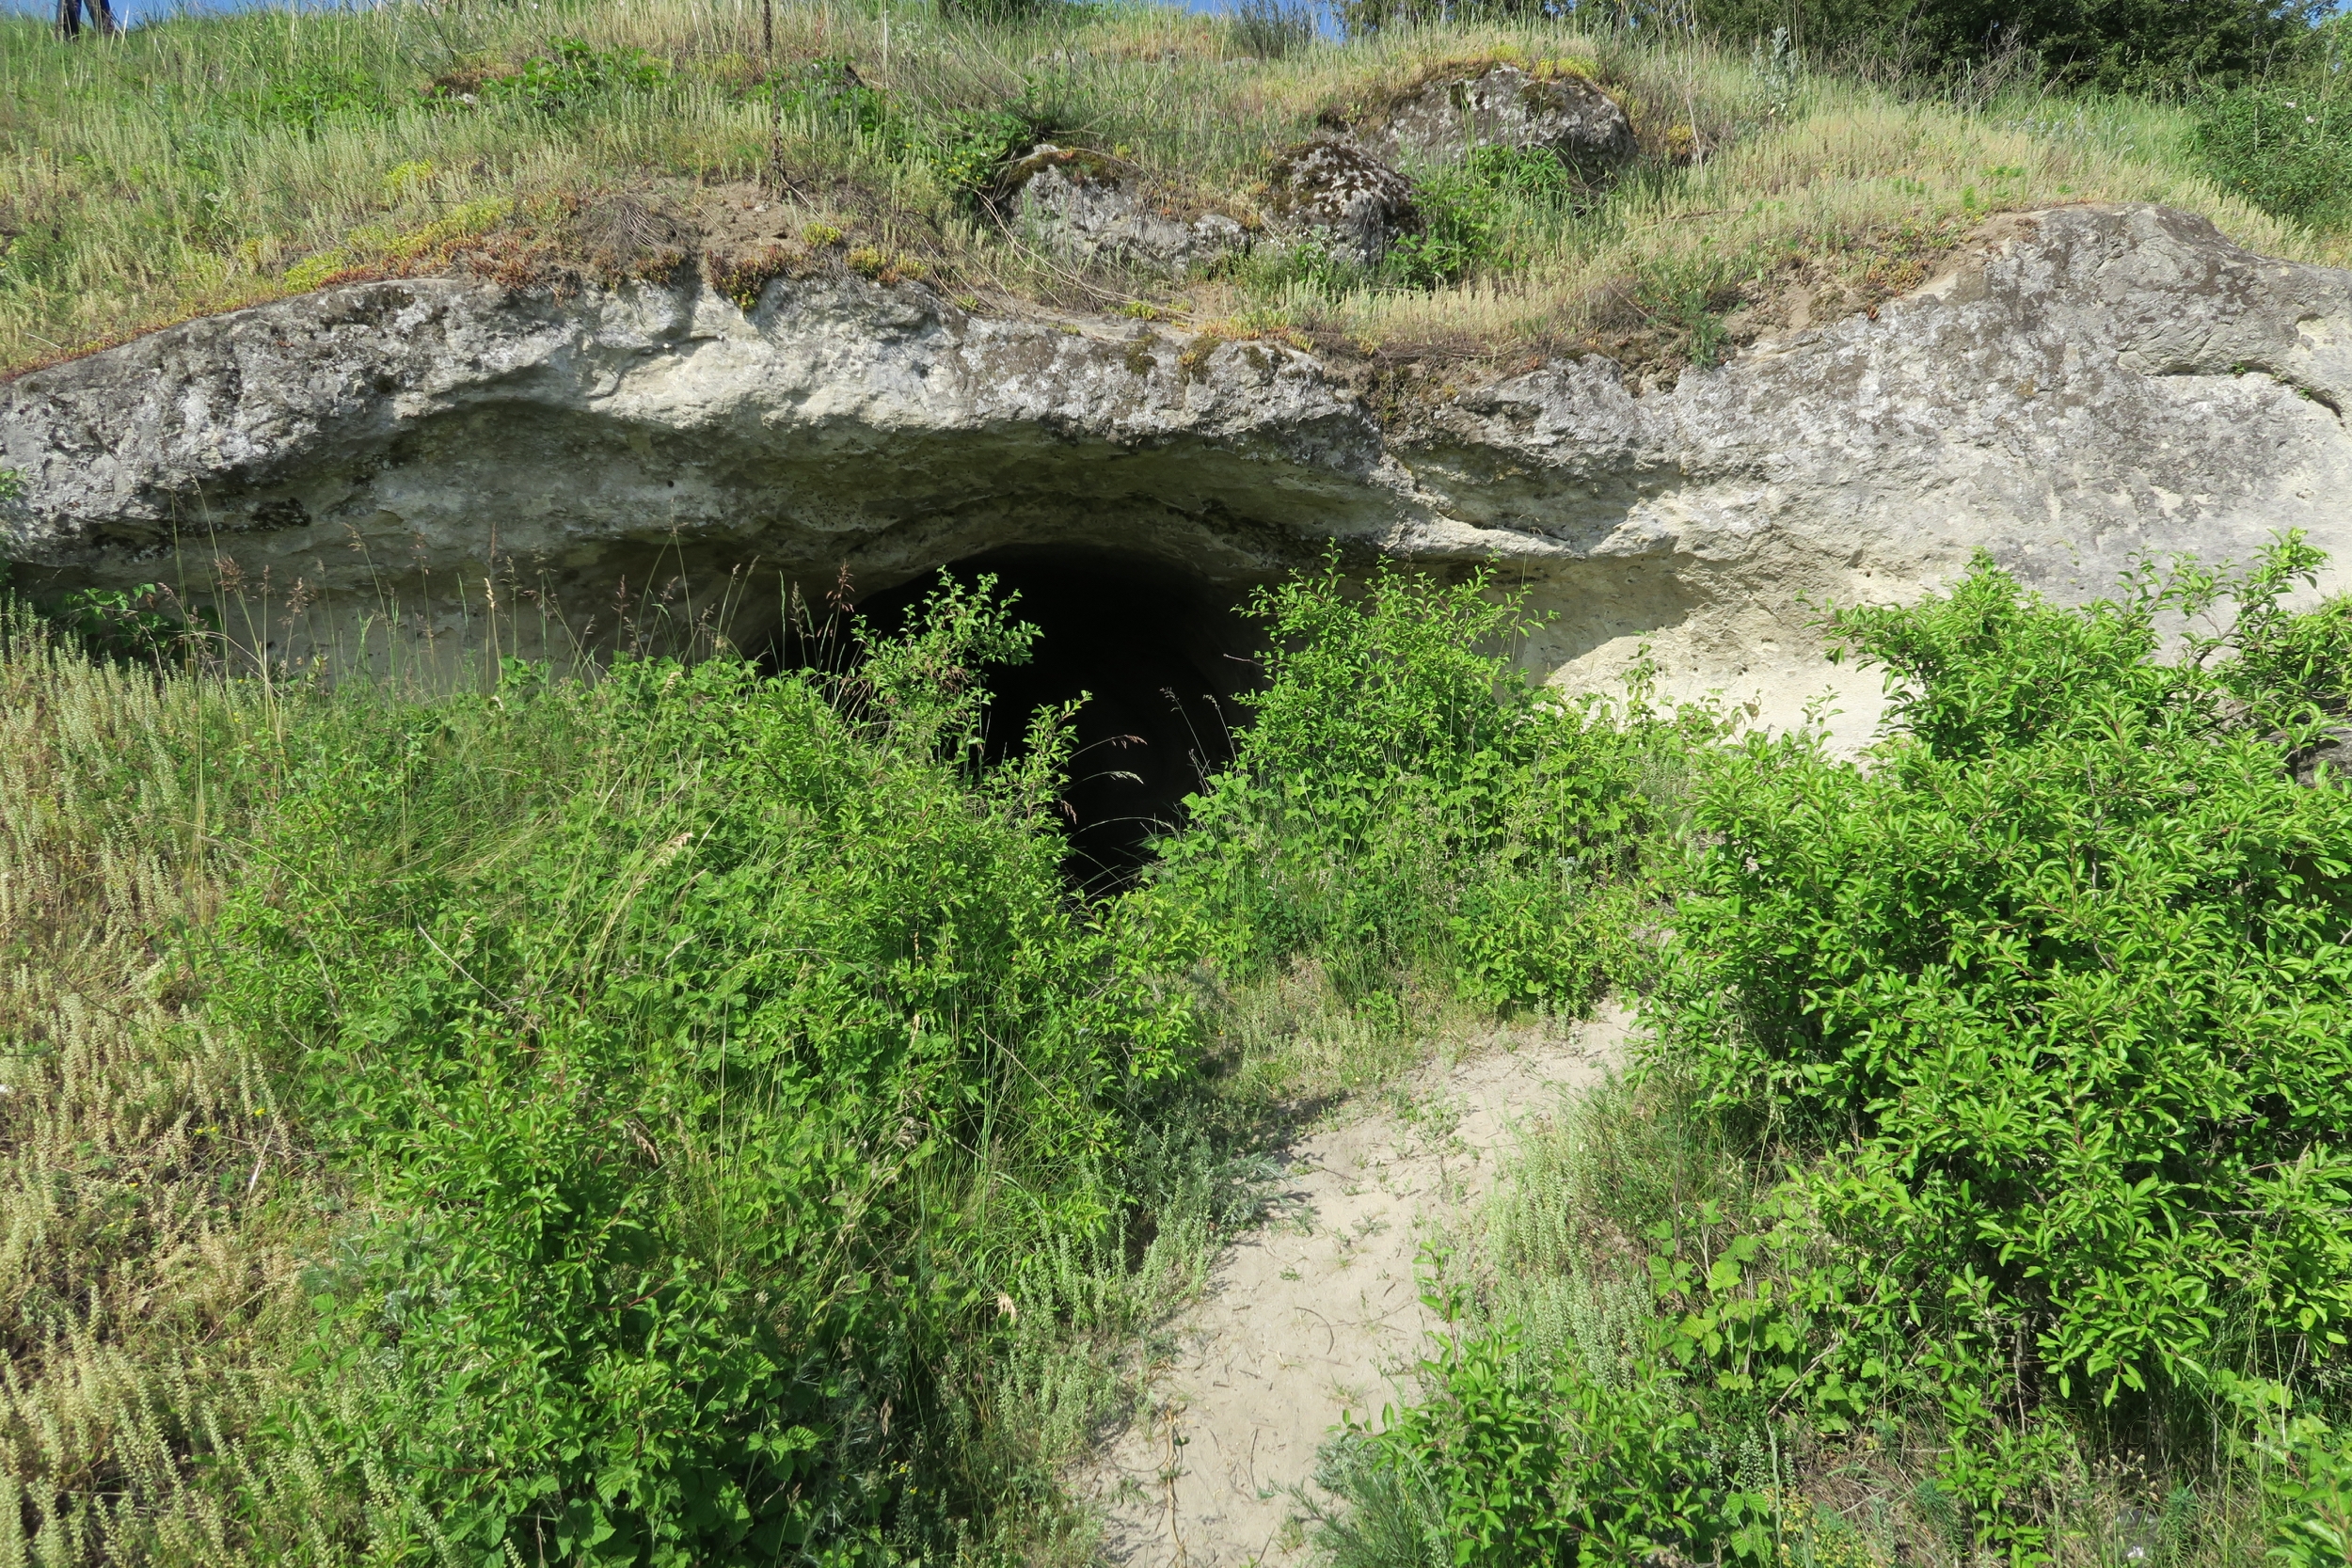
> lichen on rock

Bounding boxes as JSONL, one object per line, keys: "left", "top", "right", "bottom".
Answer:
{"left": 1263, "top": 135, "right": 1419, "bottom": 266}
{"left": 1007, "top": 144, "right": 1247, "bottom": 273}
{"left": 1378, "top": 62, "right": 1636, "bottom": 176}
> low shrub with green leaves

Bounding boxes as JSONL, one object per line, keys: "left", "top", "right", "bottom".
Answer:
{"left": 1148, "top": 558, "right": 1692, "bottom": 1019}
{"left": 1382, "top": 143, "right": 1590, "bottom": 289}
{"left": 2192, "top": 84, "right": 2352, "bottom": 229}
{"left": 203, "top": 580, "right": 1191, "bottom": 1562}
{"left": 1666, "top": 537, "right": 2352, "bottom": 1410}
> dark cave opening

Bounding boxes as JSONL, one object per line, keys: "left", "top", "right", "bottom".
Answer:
{"left": 824, "top": 547, "right": 1263, "bottom": 891}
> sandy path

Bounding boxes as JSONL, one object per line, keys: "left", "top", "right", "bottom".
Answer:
{"left": 1073, "top": 1006, "right": 1633, "bottom": 1568}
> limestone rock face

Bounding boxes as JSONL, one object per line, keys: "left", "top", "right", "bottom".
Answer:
{"left": 5, "top": 204, "right": 2348, "bottom": 737}
{"left": 1009, "top": 145, "right": 1246, "bottom": 273}
{"left": 1380, "top": 64, "right": 1635, "bottom": 175}
{"left": 1263, "top": 135, "right": 1418, "bottom": 266}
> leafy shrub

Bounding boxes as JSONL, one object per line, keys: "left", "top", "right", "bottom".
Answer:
{"left": 484, "top": 38, "right": 671, "bottom": 115}
{"left": 53, "top": 580, "right": 214, "bottom": 665}
{"left": 1690, "top": 0, "right": 2312, "bottom": 91}
{"left": 1150, "top": 558, "right": 1684, "bottom": 1014}
{"left": 1645, "top": 538, "right": 2352, "bottom": 1533}
{"left": 2221, "top": 1373, "right": 2352, "bottom": 1565}
{"left": 209, "top": 579, "right": 1191, "bottom": 1562}
{"left": 1316, "top": 1316, "right": 1775, "bottom": 1567}
{"left": 2191, "top": 86, "right": 2352, "bottom": 228}
{"left": 919, "top": 106, "right": 1047, "bottom": 202}
{"left": 771, "top": 56, "right": 892, "bottom": 136}
{"left": 1384, "top": 144, "right": 1586, "bottom": 290}
{"left": 255, "top": 62, "right": 397, "bottom": 135}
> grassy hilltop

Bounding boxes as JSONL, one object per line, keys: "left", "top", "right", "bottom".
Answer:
{"left": 3, "top": 0, "right": 2349, "bottom": 377}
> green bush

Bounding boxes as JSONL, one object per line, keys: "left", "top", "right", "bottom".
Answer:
{"left": 1384, "top": 144, "right": 1588, "bottom": 290}
{"left": 484, "top": 38, "right": 672, "bottom": 116}
{"left": 1316, "top": 1316, "right": 1776, "bottom": 1568}
{"left": 1149, "top": 558, "right": 1685, "bottom": 1014}
{"left": 210, "top": 579, "right": 1192, "bottom": 1563}
{"left": 256, "top": 62, "right": 399, "bottom": 135}
{"left": 2191, "top": 85, "right": 2352, "bottom": 228}
{"left": 1682, "top": 0, "right": 2316, "bottom": 90}
{"left": 1664, "top": 539, "right": 2352, "bottom": 1400}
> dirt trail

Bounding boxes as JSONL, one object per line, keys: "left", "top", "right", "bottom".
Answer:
{"left": 1074, "top": 1006, "right": 1634, "bottom": 1567}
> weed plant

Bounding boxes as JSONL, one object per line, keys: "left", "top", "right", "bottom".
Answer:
{"left": 1145, "top": 558, "right": 1699, "bottom": 1029}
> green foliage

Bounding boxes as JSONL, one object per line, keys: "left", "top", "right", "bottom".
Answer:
{"left": 2192, "top": 84, "right": 2352, "bottom": 229}
{"left": 771, "top": 57, "right": 894, "bottom": 137}
{"left": 207, "top": 579, "right": 1192, "bottom": 1562}
{"left": 54, "top": 580, "right": 214, "bottom": 665}
{"left": 1384, "top": 144, "right": 1586, "bottom": 290}
{"left": 1667, "top": 539, "right": 2352, "bottom": 1402}
{"left": 483, "top": 38, "right": 672, "bottom": 116}
{"left": 1684, "top": 0, "right": 2322, "bottom": 90}
{"left": 1316, "top": 1310, "right": 1776, "bottom": 1567}
{"left": 255, "top": 62, "right": 397, "bottom": 135}
{"left": 1149, "top": 557, "right": 1679, "bottom": 1014}
{"left": 923, "top": 106, "right": 1052, "bottom": 200}
{"left": 2220, "top": 1373, "right": 2352, "bottom": 1565}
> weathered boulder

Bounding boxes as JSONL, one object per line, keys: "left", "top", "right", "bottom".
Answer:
{"left": 1380, "top": 63, "right": 1635, "bottom": 175}
{"left": 4, "top": 204, "right": 2348, "bottom": 739}
{"left": 1009, "top": 145, "right": 1246, "bottom": 273}
{"left": 1263, "top": 135, "right": 1418, "bottom": 266}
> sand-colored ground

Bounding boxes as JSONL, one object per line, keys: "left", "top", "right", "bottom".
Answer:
{"left": 1073, "top": 1006, "right": 1635, "bottom": 1567}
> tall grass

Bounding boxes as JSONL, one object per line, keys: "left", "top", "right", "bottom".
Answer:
{"left": 0, "top": 605, "right": 332, "bottom": 1562}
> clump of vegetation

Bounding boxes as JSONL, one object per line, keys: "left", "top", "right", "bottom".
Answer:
{"left": 203, "top": 578, "right": 1202, "bottom": 1560}
{"left": 1149, "top": 559, "right": 1691, "bottom": 1022}
{"left": 2192, "top": 79, "right": 2352, "bottom": 231}
{"left": 1319, "top": 535, "right": 2352, "bottom": 1565}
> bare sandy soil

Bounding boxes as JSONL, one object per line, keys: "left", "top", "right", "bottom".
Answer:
{"left": 1072, "top": 1006, "right": 1635, "bottom": 1568}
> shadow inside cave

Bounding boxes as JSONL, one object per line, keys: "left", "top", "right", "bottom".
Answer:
{"left": 787, "top": 546, "right": 1264, "bottom": 893}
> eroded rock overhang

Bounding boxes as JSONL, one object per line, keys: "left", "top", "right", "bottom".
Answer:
{"left": 5, "top": 202, "right": 2349, "bottom": 734}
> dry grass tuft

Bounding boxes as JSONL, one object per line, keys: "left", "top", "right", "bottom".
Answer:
{"left": 0, "top": 610, "right": 333, "bottom": 1562}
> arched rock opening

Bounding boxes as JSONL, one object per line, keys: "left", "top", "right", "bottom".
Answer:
{"left": 840, "top": 547, "right": 1263, "bottom": 889}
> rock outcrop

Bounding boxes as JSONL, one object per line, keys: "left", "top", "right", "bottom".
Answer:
{"left": 1379, "top": 63, "right": 1635, "bottom": 175}
{"left": 5, "top": 204, "right": 2348, "bottom": 736}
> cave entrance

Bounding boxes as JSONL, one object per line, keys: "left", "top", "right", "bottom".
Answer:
{"left": 844, "top": 546, "right": 1261, "bottom": 891}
